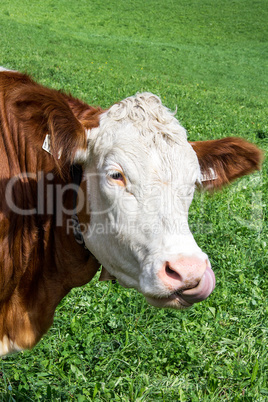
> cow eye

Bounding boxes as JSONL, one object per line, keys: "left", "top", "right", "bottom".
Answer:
{"left": 110, "top": 172, "right": 123, "bottom": 180}
{"left": 108, "top": 171, "right": 126, "bottom": 186}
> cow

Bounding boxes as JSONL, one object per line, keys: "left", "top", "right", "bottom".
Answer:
{"left": 0, "top": 68, "right": 262, "bottom": 356}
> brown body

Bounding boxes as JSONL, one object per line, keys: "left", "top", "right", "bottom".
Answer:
{"left": 0, "top": 71, "right": 103, "bottom": 352}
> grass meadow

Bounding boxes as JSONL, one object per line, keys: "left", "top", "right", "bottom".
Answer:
{"left": 0, "top": 0, "right": 267, "bottom": 400}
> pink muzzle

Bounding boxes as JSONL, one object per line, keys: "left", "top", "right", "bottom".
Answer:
{"left": 158, "top": 256, "right": 216, "bottom": 306}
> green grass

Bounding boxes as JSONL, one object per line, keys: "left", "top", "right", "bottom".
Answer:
{"left": 0, "top": 0, "right": 267, "bottom": 400}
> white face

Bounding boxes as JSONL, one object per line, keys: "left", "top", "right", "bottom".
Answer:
{"left": 80, "top": 93, "right": 215, "bottom": 309}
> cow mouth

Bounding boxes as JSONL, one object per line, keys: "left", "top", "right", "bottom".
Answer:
{"left": 146, "top": 265, "right": 216, "bottom": 309}
{"left": 174, "top": 265, "right": 216, "bottom": 307}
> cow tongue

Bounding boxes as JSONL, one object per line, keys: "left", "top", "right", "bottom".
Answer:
{"left": 178, "top": 266, "right": 216, "bottom": 305}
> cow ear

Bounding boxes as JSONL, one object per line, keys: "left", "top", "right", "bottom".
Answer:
{"left": 60, "top": 93, "right": 103, "bottom": 164}
{"left": 12, "top": 83, "right": 87, "bottom": 172}
{"left": 190, "top": 137, "right": 263, "bottom": 190}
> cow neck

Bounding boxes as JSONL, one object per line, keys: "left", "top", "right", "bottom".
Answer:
{"left": 70, "top": 164, "right": 91, "bottom": 253}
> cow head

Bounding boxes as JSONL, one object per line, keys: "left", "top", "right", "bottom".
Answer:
{"left": 75, "top": 93, "right": 262, "bottom": 309}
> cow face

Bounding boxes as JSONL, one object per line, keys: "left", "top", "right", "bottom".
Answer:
{"left": 77, "top": 93, "right": 215, "bottom": 309}
{"left": 76, "top": 92, "right": 262, "bottom": 309}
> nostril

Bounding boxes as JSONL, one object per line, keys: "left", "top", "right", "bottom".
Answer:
{"left": 165, "top": 263, "right": 181, "bottom": 281}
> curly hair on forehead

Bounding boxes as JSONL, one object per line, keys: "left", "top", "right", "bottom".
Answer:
{"left": 105, "top": 92, "right": 186, "bottom": 144}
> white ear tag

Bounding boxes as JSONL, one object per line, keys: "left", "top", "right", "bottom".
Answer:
{"left": 42, "top": 134, "right": 51, "bottom": 154}
{"left": 201, "top": 167, "right": 218, "bottom": 182}
{"left": 42, "top": 134, "right": 62, "bottom": 159}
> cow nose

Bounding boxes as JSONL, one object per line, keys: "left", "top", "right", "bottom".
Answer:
{"left": 159, "top": 256, "right": 207, "bottom": 291}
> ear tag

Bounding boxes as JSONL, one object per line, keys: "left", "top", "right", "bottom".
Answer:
{"left": 201, "top": 167, "right": 218, "bottom": 182}
{"left": 42, "top": 134, "right": 51, "bottom": 154}
{"left": 42, "top": 134, "right": 62, "bottom": 159}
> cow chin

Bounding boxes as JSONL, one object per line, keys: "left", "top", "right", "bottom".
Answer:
{"left": 145, "top": 294, "right": 193, "bottom": 310}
